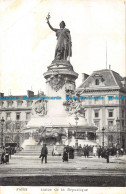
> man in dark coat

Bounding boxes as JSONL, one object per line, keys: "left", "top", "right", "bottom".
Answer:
{"left": 40, "top": 144, "right": 48, "bottom": 163}
{"left": 69, "top": 146, "right": 74, "bottom": 159}
{"left": 105, "top": 148, "right": 109, "bottom": 163}
{"left": 1, "top": 147, "right": 5, "bottom": 164}
{"left": 63, "top": 147, "right": 68, "bottom": 162}
{"left": 83, "top": 145, "right": 87, "bottom": 158}
{"left": 97, "top": 146, "right": 102, "bottom": 158}
{"left": 86, "top": 145, "right": 89, "bottom": 157}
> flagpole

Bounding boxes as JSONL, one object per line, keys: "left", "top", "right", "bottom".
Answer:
{"left": 106, "top": 41, "right": 107, "bottom": 69}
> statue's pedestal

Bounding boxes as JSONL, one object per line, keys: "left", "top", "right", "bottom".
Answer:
{"left": 24, "top": 60, "right": 97, "bottom": 147}
{"left": 21, "top": 137, "right": 37, "bottom": 149}
{"left": 43, "top": 60, "right": 78, "bottom": 119}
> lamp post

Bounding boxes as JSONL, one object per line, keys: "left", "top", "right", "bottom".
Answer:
{"left": 102, "top": 127, "right": 105, "bottom": 147}
{"left": 116, "top": 117, "right": 120, "bottom": 148}
{"left": 1, "top": 117, "right": 5, "bottom": 147}
{"left": 75, "top": 113, "right": 79, "bottom": 148}
{"left": 17, "top": 130, "right": 20, "bottom": 148}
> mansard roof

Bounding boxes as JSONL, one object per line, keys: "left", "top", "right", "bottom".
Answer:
{"left": 77, "top": 69, "right": 126, "bottom": 91}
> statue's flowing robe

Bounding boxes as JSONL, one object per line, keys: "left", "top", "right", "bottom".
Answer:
{"left": 55, "top": 28, "right": 72, "bottom": 60}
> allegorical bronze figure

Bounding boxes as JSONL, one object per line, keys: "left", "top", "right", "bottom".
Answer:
{"left": 46, "top": 13, "right": 72, "bottom": 61}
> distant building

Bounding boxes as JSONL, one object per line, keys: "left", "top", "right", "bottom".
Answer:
{"left": 77, "top": 69, "right": 126, "bottom": 149}
{"left": 0, "top": 90, "right": 45, "bottom": 146}
{"left": 0, "top": 69, "right": 126, "bottom": 149}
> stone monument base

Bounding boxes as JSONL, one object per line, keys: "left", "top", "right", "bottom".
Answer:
{"left": 21, "top": 137, "right": 37, "bottom": 149}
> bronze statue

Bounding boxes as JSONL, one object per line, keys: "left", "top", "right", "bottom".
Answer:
{"left": 46, "top": 13, "right": 72, "bottom": 61}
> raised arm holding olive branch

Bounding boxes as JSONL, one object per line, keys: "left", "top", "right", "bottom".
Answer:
{"left": 46, "top": 13, "right": 72, "bottom": 61}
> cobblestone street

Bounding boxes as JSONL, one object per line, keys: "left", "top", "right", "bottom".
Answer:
{"left": 0, "top": 154, "right": 126, "bottom": 186}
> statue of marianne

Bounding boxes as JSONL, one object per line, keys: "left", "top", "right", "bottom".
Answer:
{"left": 46, "top": 13, "right": 72, "bottom": 61}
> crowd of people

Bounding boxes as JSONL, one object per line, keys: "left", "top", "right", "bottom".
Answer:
{"left": 62, "top": 146, "right": 74, "bottom": 162}
{"left": 39, "top": 144, "right": 75, "bottom": 163}
{"left": 97, "top": 146, "right": 124, "bottom": 158}
{"left": 0, "top": 145, "right": 19, "bottom": 165}
{"left": 0, "top": 146, "right": 11, "bottom": 164}
{"left": 77, "top": 145, "right": 124, "bottom": 157}
{"left": 39, "top": 144, "right": 125, "bottom": 164}
{"left": 1, "top": 143, "right": 124, "bottom": 165}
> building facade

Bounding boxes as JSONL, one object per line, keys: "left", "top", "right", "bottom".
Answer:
{"left": 0, "top": 69, "right": 126, "bottom": 149}
{"left": 77, "top": 69, "right": 126, "bottom": 149}
{"left": 0, "top": 90, "right": 45, "bottom": 146}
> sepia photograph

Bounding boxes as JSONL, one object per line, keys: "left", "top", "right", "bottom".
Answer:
{"left": 0, "top": 0, "right": 126, "bottom": 192}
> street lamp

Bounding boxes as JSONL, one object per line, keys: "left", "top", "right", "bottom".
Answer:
{"left": 102, "top": 127, "right": 105, "bottom": 147}
{"left": 17, "top": 130, "right": 20, "bottom": 148}
{"left": 1, "top": 117, "right": 5, "bottom": 147}
{"left": 116, "top": 117, "right": 120, "bottom": 148}
{"left": 75, "top": 113, "right": 79, "bottom": 148}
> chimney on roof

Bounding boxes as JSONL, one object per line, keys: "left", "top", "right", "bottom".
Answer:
{"left": 82, "top": 73, "right": 89, "bottom": 82}
{"left": 109, "top": 65, "right": 111, "bottom": 70}
{"left": 27, "top": 90, "right": 34, "bottom": 97}
{"left": 122, "top": 77, "right": 126, "bottom": 87}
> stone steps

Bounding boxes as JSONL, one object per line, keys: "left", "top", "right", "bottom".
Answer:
{"left": 15, "top": 145, "right": 64, "bottom": 156}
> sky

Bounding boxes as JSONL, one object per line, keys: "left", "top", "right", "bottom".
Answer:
{"left": 0, "top": 0, "right": 125, "bottom": 95}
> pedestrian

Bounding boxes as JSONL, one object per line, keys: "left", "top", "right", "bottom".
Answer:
{"left": 120, "top": 148, "right": 124, "bottom": 156}
{"left": 101, "top": 147, "right": 105, "bottom": 158}
{"left": 93, "top": 146, "right": 97, "bottom": 157}
{"left": 86, "top": 145, "right": 89, "bottom": 158}
{"left": 69, "top": 146, "right": 74, "bottom": 159}
{"left": 113, "top": 146, "right": 117, "bottom": 156}
{"left": 105, "top": 148, "right": 109, "bottom": 163}
{"left": 4, "top": 149, "right": 9, "bottom": 164}
{"left": 97, "top": 146, "right": 101, "bottom": 158}
{"left": 116, "top": 149, "right": 119, "bottom": 158}
{"left": 63, "top": 147, "right": 68, "bottom": 162}
{"left": 78, "top": 144, "right": 82, "bottom": 156}
{"left": 1, "top": 147, "right": 5, "bottom": 164}
{"left": 40, "top": 144, "right": 48, "bottom": 163}
{"left": 83, "top": 145, "right": 86, "bottom": 158}
{"left": 111, "top": 147, "right": 114, "bottom": 156}
{"left": 9, "top": 146, "right": 12, "bottom": 159}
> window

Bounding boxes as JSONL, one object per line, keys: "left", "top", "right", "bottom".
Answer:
{"left": 16, "top": 113, "right": 20, "bottom": 120}
{"left": 95, "top": 79, "right": 99, "bottom": 85}
{"left": 108, "top": 96, "right": 113, "bottom": 103}
{"left": 94, "top": 97, "right": 100, "bottom": 104}
{"left": 94, "top": 111, "right": 99, "bottom": 118}
{"left": 16, "top": 122, "right": 20, "bottom": 129}
{"left": 108, "top": 96, "right": 113, "bottom": 99}
{"left": 87, "top": 132, "right": 96, "bottom": 140}
{"left": 7, "top": 101, "right": 13, "bottom": 107}
{"left": 108, "top": 120, "right": 113, "bottom": 126}
{"left": 122, "top": 97, "right": 125, "bottom": 104}
{"left": 108, "top": 110, "right": 113, "bottom": 117}
{"left": 6, "top": 123, "right": 10, "bottom": 130}
{"left": 6, "top": 112, "right": 11, "bottom": 121}
{"left": 17, "top": 101, "right": 22, "bottom": 107}
{"left": 0, "top": 101, "right": 4, "bottom": 108}
{"left": 122, "top": 120, "right": 124, "bottom": 128}
{"left": 108, "top": 135, "right": 113, "bottom": 142}
{"left": 27, "top": 101, "right": 32, "bottom": 107}
{"left": 108, "top": 135, "right": 113, "bottom": 147}
{"left": 122, "top": 110, "right": 124, "bottom": 118}
{"left": 26, "top": 112, "right": 31, "bottom": 120}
